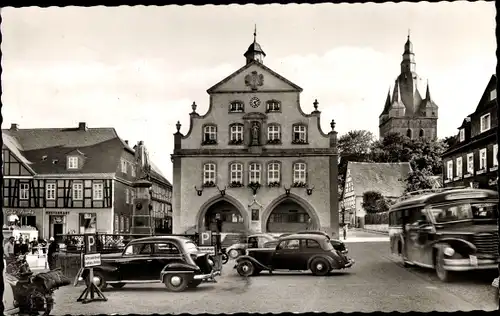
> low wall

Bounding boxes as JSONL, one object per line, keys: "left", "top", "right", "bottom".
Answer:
{"left": 56, "top": 252, "right": 82, "bottom": 280}
{"left": 364, "top": 224, "right": 388, "bottom": 233}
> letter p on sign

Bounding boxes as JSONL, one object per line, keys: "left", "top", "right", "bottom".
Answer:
{"left": 85, "top": 234, "right": 97, "bottom": 254}
{"left": 200, "top": 231, "right": 212, "bottom": 246}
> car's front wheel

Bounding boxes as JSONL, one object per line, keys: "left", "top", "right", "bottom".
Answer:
{"left": 435, "top": 250, "right": 452, "bottom": 282}
{"left": 236, "top": 260, "right": 255, "bottom": 277}
{"left": 85, "top": 270, "right": 107, "bottom": 291}
{"left": 164, "top": 273, "right": 190, "bottom": 292}
{"left": 310, "top": 257, "right": 330, "bottom": 276}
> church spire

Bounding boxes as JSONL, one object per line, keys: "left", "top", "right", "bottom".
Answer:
{"left": 244, "top": 25, "right": 266, "bottom": 65}
{"left": 401, "top": 31, "right": 416, "bottom": 74}
{"left": 425, "top": 79, "right": 431, "bottom": 100}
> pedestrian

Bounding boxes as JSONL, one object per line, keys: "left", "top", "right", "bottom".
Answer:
{"left": 4, "top": 236, "right": 15, "bottom": 262}
{"left": 31, "top": 237, "right": 38, "bottom": 255}
{"left": 47, "top": 237, "right": 59, "bottom": 270}
{"left": 342, "top": 224, "right": 348, "bottom": 240}
{"left": 20, "top": 239, "right": 29, "bottom": 255}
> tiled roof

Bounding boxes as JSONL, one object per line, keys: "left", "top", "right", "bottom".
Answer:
{"left": 21, "top": 138, "right": 125, "bottom": 174}
{"left": 2, "top": 126, "right": 171, "bottom": 185}
{"left": 150, "top": 161, "right": 172, "bottom": 187}
{"left": 3, "top": 127, "right": 118, "bottom": 151}
{"left": 347, "top": 161, "right": 411, "bottom": 198}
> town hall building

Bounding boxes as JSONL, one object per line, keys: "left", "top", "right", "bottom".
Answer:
{"left": 379, "top": 34, "right": 439, "bottom": 141}
{"left": 171, "top": 31, "right": 340, "bottom": 236}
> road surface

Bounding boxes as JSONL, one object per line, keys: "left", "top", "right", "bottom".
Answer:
{"left": 50, "top": 230, "right": 498, "bottom": 314}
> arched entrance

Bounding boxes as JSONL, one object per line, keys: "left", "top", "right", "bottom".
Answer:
{"left": 262, "top": 194, "right": 320, "bottom": 233}
{"left": 196, "top": 195, "right": 248, "bottom": 233}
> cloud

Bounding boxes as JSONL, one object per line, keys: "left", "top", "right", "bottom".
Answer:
{"left": 1, "top": 43, "right": 495, "bottom": 180}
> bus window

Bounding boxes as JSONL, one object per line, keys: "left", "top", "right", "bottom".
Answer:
{"left": 389, "top": 210, "right": 403, "bottom": 226}
{"left": 430, "top": 202, "right": 498, "bottom": 223}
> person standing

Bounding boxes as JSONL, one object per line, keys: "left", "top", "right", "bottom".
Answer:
{"left": 4, "top": 236, "right": 15, "bottom": 263}
{"left": 47, "top": 237, "right": 59, "bottom": 270}
{"left": 30, "top": 237, "right": 38, "bottom": 255}
{"left": 342, "top": 224, "right": 348, "bottom": 240}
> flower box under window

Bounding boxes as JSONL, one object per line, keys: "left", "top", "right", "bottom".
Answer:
{"left": 267, "top": 139, "right": 281, "bottom": 145}
{"left": 202, "top": 139, "right": 217, "bottom": 145}
{"left": 248, "top": 182, "right": 261, "bottom": 189}
{"left": 476, "top": 169, "right": 486, "bottom": 175}
{"left": 229, "top": 139, "right": 244, "bottom": 145}
{"left": 203, "top": 181, "right": 216, "bottom": 188}
{"left": 229, "top": 181, "right": 243, "bottom": 188}
{"left": 490, "top": 166, "right": 498, "bottom": 172}
{"left": 444, "top": 179, "right": 450, "bottom": 184}
{"left": 464, "top": 173, "right": 473, "bottom": 178}
{"left": 292, "top": 181, "right": 307, "bottom": 188}
{"left": 267, "top": 181, "right": 281, "bottom": 188}
{"left": 292, "top": 139, "right": 307, "bottom": 145}
{"left": 453, "top": 176, "right": 461, "bottom": 181}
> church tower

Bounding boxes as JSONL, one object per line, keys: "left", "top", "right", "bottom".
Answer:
{"left": 379, "top": 33, "right": 438, "bottom": 140}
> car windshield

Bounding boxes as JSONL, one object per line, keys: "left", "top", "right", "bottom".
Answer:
{"left": 184, "top": 241, "right": 199, "bottom": 254}
{"left": 429, "top": 202, "right": 498, "bottom": 223}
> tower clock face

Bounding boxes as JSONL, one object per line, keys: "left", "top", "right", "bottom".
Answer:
{"left": 250, "top": 97, "right": 261, "bottom": 108}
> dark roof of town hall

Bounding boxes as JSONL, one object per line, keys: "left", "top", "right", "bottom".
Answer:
{"left": 346, "top": 161, "right": 412, "bottom": 198}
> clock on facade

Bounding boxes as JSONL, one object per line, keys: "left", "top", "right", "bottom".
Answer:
{"left": 250, "top": 97, "right": 261, "bottom": 108}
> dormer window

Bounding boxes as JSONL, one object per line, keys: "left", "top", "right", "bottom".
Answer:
{"left": 266, "top": 100, "right": 281, "bottom": 112}
{"left": 459, "top": 129, "right": 465, "bottom": 142}
{"left": 480, "top": 113, "right": 491, "bottom": 133}
{"left": 490, "top": 88, "right": 497, "bottom": 101}
{"left": 68, "top": 156, "right": 78, "bottom": 169}
{"left": 229, "top": 101, "right": 244, "bottom": 113}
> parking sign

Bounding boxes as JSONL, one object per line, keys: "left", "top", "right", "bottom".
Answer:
{"left": 200, "top": 231, "right": 212, "bottom": 246}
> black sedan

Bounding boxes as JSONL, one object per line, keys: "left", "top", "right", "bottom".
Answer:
{"left": 270, "top": 230, "right": 348, "bottom": 254}
{"left": 235, "top": 234, "right": 354, "bottom": 277}
{"left": 77, "top": 236, "right": 220, "bottom": 292}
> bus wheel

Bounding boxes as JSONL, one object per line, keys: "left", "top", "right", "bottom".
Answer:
{"left": 435, "top": 250, "right": 451, "bottom": 282}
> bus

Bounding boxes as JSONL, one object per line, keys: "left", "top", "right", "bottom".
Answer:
{"left": 388, "top": 187, "right": 499, "bottom": 282}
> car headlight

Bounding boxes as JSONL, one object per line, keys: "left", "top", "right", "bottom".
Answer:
{"left": 443, "top": 247, "right": 455, "bottom": 257}
{"left": 208, "top": 259, "right": 214, "bottom": 266}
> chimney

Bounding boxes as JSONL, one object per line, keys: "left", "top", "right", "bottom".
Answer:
{"left": 10, "top": 123, "right": 19, "bottom": 130}
{"left": 125, "top": 140, "right": 129, "bottom": 145}
{"left": 78, "top": 122, "right": 88, "bottom": 131}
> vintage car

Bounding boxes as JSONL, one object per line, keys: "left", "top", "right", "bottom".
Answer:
{"left": 226, "top": 233, "right": 277, "bottom": 259}
{"left": 276, "top": 230, "right": 348, "bottom": 254}
{"left": 77, "top": 236, "right": 220, "bottom": 292}
{"left": 235, "top": 234, "right": 354, "bottom": 277}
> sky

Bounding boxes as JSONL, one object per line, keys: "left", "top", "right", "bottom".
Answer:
{"left": 1, "top": 3, "right": 496, "bottom": 181}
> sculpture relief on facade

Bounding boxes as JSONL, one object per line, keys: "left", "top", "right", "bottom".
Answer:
{"left": 245, "top": 71, "right": 264, "bottom": 90}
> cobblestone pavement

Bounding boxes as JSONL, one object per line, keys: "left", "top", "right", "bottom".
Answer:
{"left": 49, "top": 231, "right": 498, "bottom": 314}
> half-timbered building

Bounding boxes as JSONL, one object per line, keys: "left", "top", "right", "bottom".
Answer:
{"left": 2, "top": 122, "right": 172, "bottom": 240}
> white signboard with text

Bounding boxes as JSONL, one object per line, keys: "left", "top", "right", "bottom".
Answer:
{"left": 198, "top": 246, "right": 215, "bottom": 256}
{"left": 84, "top": 253, "right": 102, "bottom": 268}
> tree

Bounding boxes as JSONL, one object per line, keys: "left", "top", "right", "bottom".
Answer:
{"left": 337, "top": 130, "right": 374, "bottom": 196}
{"left": 403, "top": 168, "right": 437, "bottom": 193}
{"left": 362, "top": 191, "right": 384, "bottom": 213}
{"left": 338, "top": 130, "right": 375, "bottom": 156}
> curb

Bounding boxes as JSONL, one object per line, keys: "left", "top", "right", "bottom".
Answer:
{"left": 355, "top": 228, "right": 389, "bottom": 236}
